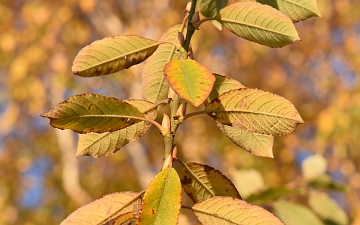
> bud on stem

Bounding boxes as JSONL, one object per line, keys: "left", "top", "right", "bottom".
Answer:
{"left": 177, "top": 32, "right": 185, "bottom": 47}
{"left": 191, "top": 11, "right": 200, "bottom": 24}
{"left": 168, "top": 87, "right": 176, "bottom": 99}
{"left": 162, "top": 113, "right": 171, "bottom": 133}
{"left": 184, "top": 1, "right": 192, "bottom": 13}
{"left": 176, "top": 102, "right": 187, "bottom": 118}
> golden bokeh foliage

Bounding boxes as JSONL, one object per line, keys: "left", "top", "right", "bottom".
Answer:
{"left": 0, "top": 0, "right": 359, "bottom": 224}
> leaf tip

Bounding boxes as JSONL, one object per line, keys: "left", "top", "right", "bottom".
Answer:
{"left": 72, "top": 69, "right": 80, "bottom": 76}
{"left": 298, "top": 115, "right": 305, "bottom": 124}
{"left": 40, "top": 111, "right": 50, "bottom": 118}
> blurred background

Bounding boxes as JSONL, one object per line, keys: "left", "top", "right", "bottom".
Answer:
{"left": 1, "top": 0, "right": 359, "bottom": 224}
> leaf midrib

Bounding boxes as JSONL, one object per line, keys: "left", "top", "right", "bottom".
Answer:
{"left": 193, "top": 207, "right": 240, "bottom": 224}
{"left": 50, "top": 115, "right": 145, "bottom": 119}
{"left": 220, "top": 18, "right": 298, "bottom": 39}
{"left": 74, "top": 42, "right": 159, "bottom": 72}
{"left": 153, "top": 169, "right": 173, "bottom": 225}
{"left": 208, "top": 109, "right": 304, "bottom": 123}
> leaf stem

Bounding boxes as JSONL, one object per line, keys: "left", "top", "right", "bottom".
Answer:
{"left": 162, "top": 0, "right": 198, "bottom": 169}
{"left": 181, "top": 205, "right": 193, "bottom": 210}
{"left": 182, "top": 110, "right": 209, "bottom": 120}
{"left": 103, "top": 115, "right": 166, "bottom": 134}
{"left": 183, "top": 0, "right": 198, "bottom": 52}
{"left": 141, "top": 98, "right": 171, "bottom": 114}
{"left": 193, "top": 17, "right": 217, "bottom": 28}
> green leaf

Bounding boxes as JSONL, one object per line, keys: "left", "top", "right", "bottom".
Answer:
{"left": 236, "top": 0, "right": 321, "bottom": 22}
{"left": 245, "top": 187, "right": 302, "bottom": 204}
{"left": 308, "top": 191, "right": 349, "bottom": 225}
{"left": 41, "top": 94, "right": 145, "bottom": 134}
{"left": 72, "top": 35, "right": 159, "bottom": 77}
{"left": 193, "top": 196, "right": 284, "bottom": 225}
{"left": 273, "top": 200, "right": 324, "bottom": 225}
{"left": 142, "top": 25, "right": 183, "bottom": 103}
{"left": 205, "top": 89, "right": 304, "bottom": 136}
{"left": 198, "top": 0, "right": 228, "bottom": 17}
{"left": 137, "top": 168, "right": 181, "bottom": 225}
{"left": 175, "top": 161, "right": 241, "bottom": 203}
{"left": 207, "top": 74, "right": 245, "bottom": 102}
{"left": 76, "top": 100, "right": 157, "bottom": 158}
{"left": 219, "top": 2, "right": 300, "bottom": 47}
{"left": 61, "top": 192, "right": 142, "bottom": 225}
{"left": 164, "top": 59, "right": 215, "bottom": 107}
{"left": 308, "top": 175, "right": 349, "bottom": 192}
{"left": 217, "top": 123, "right": 274, "bottom": 157}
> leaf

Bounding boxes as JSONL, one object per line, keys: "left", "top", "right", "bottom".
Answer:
{"left": 308, "top": 191, "right": 349, "bottom": 225}
{"left": 229, "top": 169, "right": 266, "bottom": 199}
{"left": 137, "top": 168, "right": 181, "bottom": 225}
{"left": 164, "top": 59, "right": 215, "bottom": 107}
{"left": 219, "top": 2, "right": 300, "bottom": 47}
{"left": 105, "top": 212, "right": 135, "bottom": 225}
{"left": 236, "top": 0, "right": 321, "bottom": 22}
{"left": 61, "top": 192, "right": 142, "bottom": 225}
{"left": 175, "top": 161, "right": 241, "bottom": 203}
{"left": 72, "top": 35, "right": 159, "bottom": 77}
{"left": 273, "top": 200, "right": 324, "bottom": 225}
{"left": 193, "top": 196, "right": 284, "bottom": 225}
{"left": 142, "top": 25, "right": 183, "bottom": 103}
{"left": 198, "top": 0, "right": 228, "bottom": 18}
{"left": 205, "top": 89, "right": 304, "bottom": 136}
{"left": 76, "top": 100, "right": 157, "bottom": 158}
{"left": 308, "top": 175, "right": 349, "bottom": 192}
{"left": 217, "top": 123, "right": 274, "bottom": 158}
{"left": 41, "top": 94, "right": 145, "bottom": 134}
{"left": 207, "top": 74, "right": 245, "bottom": 102}
{"left": 245, "top": 187, "right": 302, "bottom": 205}
{"left": 211, "top": 20, "right": 223, "bottom": 30}
{"left": 301, "top": 154, "right": 327, "bottom": 180}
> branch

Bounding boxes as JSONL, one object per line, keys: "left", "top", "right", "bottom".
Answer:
{"left": 183, "top": 0, "right": 198, "bottom": 52}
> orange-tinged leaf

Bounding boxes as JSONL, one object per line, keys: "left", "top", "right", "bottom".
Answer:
{"left": 193, "top": 196, "right": 284, "bottom": 225}
{"left": 61, "top": 192, "right": 142, "bottom": 225}
{"left": 137, "top": 168, "right": 181, "bottom": 225}
{"left": 175, "top": 161, "right": 241, "bottom": 203}
{"left": 72, "top": 35, "right": 159, "bottom": 77}
{"left": 164, "top": 59, "right": 215, "bottom": 107}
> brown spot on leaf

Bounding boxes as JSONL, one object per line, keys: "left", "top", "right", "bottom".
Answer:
{"left": 203, "top": 164, "right": 212, "bottom": 174}
{"left": 181, "top": 175, "right": 192, "bottom": 185}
